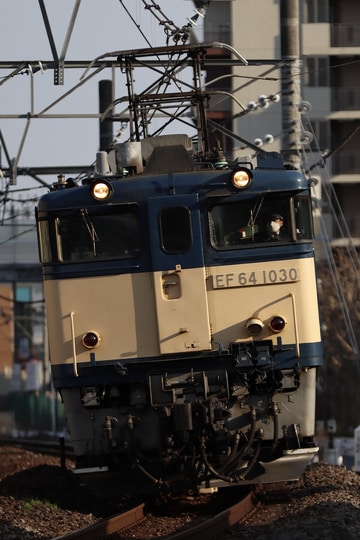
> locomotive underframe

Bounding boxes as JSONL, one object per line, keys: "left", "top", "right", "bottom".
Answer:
{"left": 60, "top": 348, "right": 318, "bottom": 492}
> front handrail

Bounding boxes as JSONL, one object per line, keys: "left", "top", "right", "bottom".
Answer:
{"left": 69, "top": 311, "right": 79, "bottom": 377}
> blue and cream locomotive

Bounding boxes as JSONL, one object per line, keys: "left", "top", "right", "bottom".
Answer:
{"left": 36, "top": 44, "right": 322, "bottom": 493}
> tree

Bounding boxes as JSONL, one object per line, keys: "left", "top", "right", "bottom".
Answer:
{"left": 316, "top": 247, "right": 360, "bottom": 435}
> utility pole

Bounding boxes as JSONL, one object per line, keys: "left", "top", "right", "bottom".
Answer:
{"left": 99, "top": 80, "right": 114, "bottom": 151}
{"left": 280, "top": 0, "right": 302, "bottom": 170}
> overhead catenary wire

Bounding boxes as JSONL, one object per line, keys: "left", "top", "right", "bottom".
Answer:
{"left": 119, "top": 0, "right": 153, "bottom": 48}
{"left": 2, "top": 0, "right": 360, "bottom": 190}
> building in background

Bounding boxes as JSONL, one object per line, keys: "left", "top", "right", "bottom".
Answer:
{"left": 0, "top": 210, "right": 44, "bottom": 381}
{"left": 0, "top": 210, "right": 62, "bottom": 433}
{"left": 0, "top": 284, "right": 14, "bottom": 396}
{"left": 301, "top": 0, "right": 360, "bottom": 241}
{"left": 200, "top": 0, "right": 360, "bottom": 243}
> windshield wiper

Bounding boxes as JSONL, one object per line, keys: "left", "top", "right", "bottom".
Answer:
{"left": 247, "top": 196, "right": 264, "bottom": 237}
{"left": 81, "top": 209, "right": 99, "bottom": 256}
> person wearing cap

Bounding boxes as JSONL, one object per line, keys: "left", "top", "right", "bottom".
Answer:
{"left": 265, "top": 213, "right": 284, "bottom": 240}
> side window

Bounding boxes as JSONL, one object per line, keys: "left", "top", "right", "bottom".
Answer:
{"left": 293, "top": 196, "right": 313, "bottom": 240}
{"left": 159, "top": 206, "right": 192, "bottom": 254}
{"left": 38, "top": 220, "right": 52, "bottom": 263}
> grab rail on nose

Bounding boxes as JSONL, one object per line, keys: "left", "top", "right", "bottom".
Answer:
{"left": 69, "top": 311, "right": 79, "bottom": 377}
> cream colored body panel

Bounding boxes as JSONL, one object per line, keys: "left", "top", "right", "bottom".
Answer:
{"left": 44, "top": 272, "right": 160, "bottom": 365}
{"left": 45, "top": 266, "right": 212, "bottom": 366}
{"left": 45, "top": 256, "right": 320, "bottom": 367}
{"left": 207, "top": 257, "right": 321, "bottom": 348}
{"left": 152, "top": 266, "right": 211, "bottom": 354}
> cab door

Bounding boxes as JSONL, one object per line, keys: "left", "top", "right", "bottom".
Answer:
{"left": 148, "top": 194, "right": 211, "bottom": 355}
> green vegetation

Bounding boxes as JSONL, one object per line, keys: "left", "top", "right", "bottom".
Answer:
{"left": 23, "top": 498, "right": 58, "bottom": 511}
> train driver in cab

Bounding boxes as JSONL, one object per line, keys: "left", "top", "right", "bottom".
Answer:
{"left": 264, "top": 213, "right": 285, "bottom": 241}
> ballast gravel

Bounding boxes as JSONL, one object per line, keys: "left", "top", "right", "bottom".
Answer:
{"left": 1, "top": 445, "right": 360, "bottom": 539}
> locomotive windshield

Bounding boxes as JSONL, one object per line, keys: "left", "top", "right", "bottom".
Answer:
{"left": 37, "top": 205, "right": 141, "bottom": 263}
{"left": 209, "top": 193, "right": 313, "bottom": 249}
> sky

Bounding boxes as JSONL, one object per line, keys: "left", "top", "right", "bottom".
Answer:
{"left": 0, "top": 0, "right": 203, "bottom": 210}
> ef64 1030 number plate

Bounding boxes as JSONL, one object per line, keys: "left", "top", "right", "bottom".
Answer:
{"left": 212, "top": 268, "right": 299, "bottom": 289}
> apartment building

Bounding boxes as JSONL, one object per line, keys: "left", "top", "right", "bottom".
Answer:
{"left": 199, "top": 0, "right": 360, "bottom": 241}
{"left": 0, "top": 215, "right": 44, "bottom": 395}
{"left": 301, "top": 0, "right": 360, "bottom": 239}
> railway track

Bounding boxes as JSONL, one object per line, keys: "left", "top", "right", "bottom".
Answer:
{"left": 165, "top": 491, "right": 256, "bottom": 540}
{"left": 0, "top": 437, "right": 263, "bottom": 540}
{"left": 0, "top": 435, "right": 74, "bottom": 462}
{"left": 2, "top": 442, "right": 360, "bottom": 539}
{"left": 0, "top": 438, "right": 258, "bottom": 539}
{"left": 52, "top": 503, "right": 146, "bottom": 539}
{"left": 52, "top": 491, "right": 257, "bottom": 540}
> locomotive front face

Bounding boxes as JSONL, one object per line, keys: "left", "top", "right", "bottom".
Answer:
{"left": 36, "top": 168, "right": 322, "bottom": 492}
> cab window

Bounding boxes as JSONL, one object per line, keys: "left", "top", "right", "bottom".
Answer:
{"left": 38, "top": 205, "right": 141, "bottom": 263}
{"left": 209, "top": 194, "right": 313, "bottom": 249}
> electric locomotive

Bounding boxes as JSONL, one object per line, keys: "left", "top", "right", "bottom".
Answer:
{"left": 36, "top": 44, "right": 322, "bottom": 494}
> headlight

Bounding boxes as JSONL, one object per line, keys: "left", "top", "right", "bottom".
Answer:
{"left": 231, "top": 168, "right": 252, "bottom": 189}
{"left": 90, "top": 180, "right": 113, "bottom": 201}
{"left": 246, "top": 318, "right": 264, "bottom": 336}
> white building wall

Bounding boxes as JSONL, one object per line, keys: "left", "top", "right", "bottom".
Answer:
{"left": 302, "top": 23, "right": 331, "bottom": 53}
{"left": 231, "top": 0, "right": 283, "bottom": 158}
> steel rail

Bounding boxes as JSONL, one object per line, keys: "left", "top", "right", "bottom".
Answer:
{"left": 163, "top": 491, "right": 256, "bottom": 540}
{"left": 52, "top": 503, "right": 146, "bottom": 540}
{"left": 0, "top": 436, "right": 74, "bottom": 459}
{"left": 49, "top": 491, "right": 256, "bottom": 540}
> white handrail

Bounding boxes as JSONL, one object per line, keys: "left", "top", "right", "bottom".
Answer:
{"left": 289, "top": 293, "right": 300, "bottom": 357}
{"left": 69, "top": 311, "right": 79, "bottom": 377}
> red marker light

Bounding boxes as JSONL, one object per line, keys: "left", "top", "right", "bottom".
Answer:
{"left": 269, "top": 316, "right": 286, "bottom": 333}
{"left": 82, "top": 331, "right": 101, "bottom": 348}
